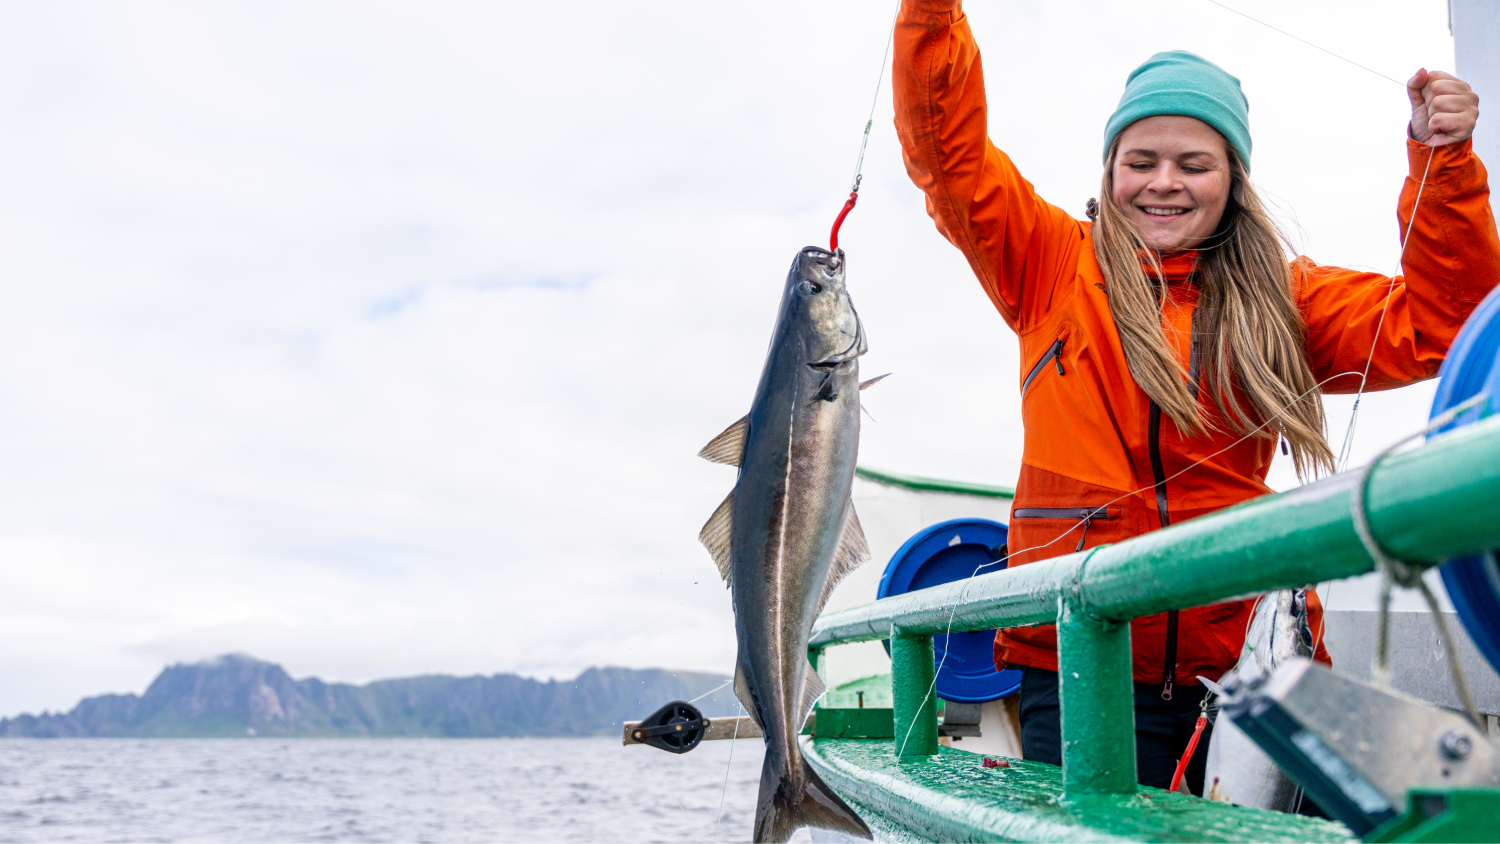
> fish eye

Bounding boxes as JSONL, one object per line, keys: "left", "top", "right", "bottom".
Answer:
{"left": 799, "top": 281, "right": 822, "bottom": 295}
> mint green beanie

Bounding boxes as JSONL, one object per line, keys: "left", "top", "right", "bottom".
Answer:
{"left": 1103, "top": 51, "right": 1251, "bottom": 170}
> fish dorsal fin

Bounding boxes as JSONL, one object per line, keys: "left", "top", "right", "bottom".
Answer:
{"left": 859, "top": 373, "right": 890, "bottom": 391}
{"left": 699, "top": 492, "right": 735, "bottom": 583}
{"left": 814, "top": 503, "right": 872, "bottom": 618}
{"left": 698, "top": 416, "right": 748, "bottom": 466}
{"left": 734, "top": 658, "right": 764, "bottom": 731}
{"left": 799, "top": 662, "right": 827, "bottom": 730}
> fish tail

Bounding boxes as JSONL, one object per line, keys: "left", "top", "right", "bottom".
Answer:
{"left": 752, "top": 754, "right": 871, "bottom": 843}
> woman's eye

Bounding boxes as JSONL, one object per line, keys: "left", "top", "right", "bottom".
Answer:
{"left": 1129, "top": 163, "right": 1152, "bottom": 171}
{"left": 1182, "top": 166, "right": 1206, "bottom": 174}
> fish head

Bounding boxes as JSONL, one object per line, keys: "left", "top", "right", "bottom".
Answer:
{"left": 1231, "top": 589, "right": 1315, "bottom": 687}
{"left": 783, "top": 247, "right": 866, "bottom": 368}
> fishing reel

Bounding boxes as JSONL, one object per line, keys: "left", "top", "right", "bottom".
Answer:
{"left": 628, "top": 700, "right": 708, "bottom": 754}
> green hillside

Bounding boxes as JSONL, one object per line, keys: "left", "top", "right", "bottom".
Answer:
{"left": 0, "top": 655, "right": 737, "bottom": 738}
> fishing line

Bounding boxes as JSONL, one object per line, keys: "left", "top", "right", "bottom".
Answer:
{"left": 912, "top": 0, "right": 1450, "bottom": 772}
{"left": 711, "top": 701, "right": 743, "bottom": 844}
{"left": 1191, "top": 0, "right": 1440, "bottom": 471}
{"left": 704, "top": 0, "right": 903, "bottom": 813}
{"left": 1336, "top": 148, "right": 1436, "bottom": 471}
{"left": 1199, "top": 0, "right": 1407, "bottom": 88}
{"left": 1194, "top": 2, "right": 1450, "bottom": 673}
{"left": 643, "top": 759, "right": 695, "bottom": 824}
{"left": 643, "top": 686, "right": 733, "bottom": 826}
{"left": 829, "top": 0, "right": 901, "bottom": 252}
{"left": 894, "top": 368, "right": 1378, "bottom": 758}
{"left": 973, "top": 370, "right": 1370, "bottom": 576}
{"left": 895, "top": 144, "right": 1438, "bottom": 764}
{"left": 688, "top": 678, "right": 733, "bottom": 704}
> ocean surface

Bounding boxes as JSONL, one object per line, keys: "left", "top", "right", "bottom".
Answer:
{"left": 0, "top": 738, "right": 813, "bottom": 843}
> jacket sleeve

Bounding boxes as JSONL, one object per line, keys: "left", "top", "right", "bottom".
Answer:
{"left": 894, "top": 0, "right": 1086, "bottom": 332}
{"left": 1299, "top": 138, "right": 1500, "bottom": 394}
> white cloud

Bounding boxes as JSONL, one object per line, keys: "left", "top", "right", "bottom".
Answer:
{"left": 0, "top": 0, "right": 1466, "bottom": 715}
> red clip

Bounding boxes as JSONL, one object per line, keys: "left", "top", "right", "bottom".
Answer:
{"left": 1169, "top": 714, "right": 1209, "bottom": 793}
{"left": 981, "top": 757, "right": 1010, "bottom": 769}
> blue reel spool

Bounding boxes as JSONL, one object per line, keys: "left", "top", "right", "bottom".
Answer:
{"left": 877, "top": 518, "right": 1021, "bottom": 702}
{"left": 1428, "top": 285, "right": 1500, "bottom": 675}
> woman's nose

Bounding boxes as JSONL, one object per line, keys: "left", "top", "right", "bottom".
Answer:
{"left": 1147, "top": 164, "right": 1181, "bottom": 194}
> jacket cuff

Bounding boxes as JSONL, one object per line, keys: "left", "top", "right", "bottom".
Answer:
{"left": 1406, "top": 135, "right": 1473, "bottom": 175}
{"left": 903, "top": 0, "right": 961, "bottom": 15}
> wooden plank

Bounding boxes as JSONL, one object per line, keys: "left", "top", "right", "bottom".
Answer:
{"left": 621, "top": 715, "right": 762, "bottom": 746}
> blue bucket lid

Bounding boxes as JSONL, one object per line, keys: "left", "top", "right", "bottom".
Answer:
{"left": 1429, "top": 285, "right": 1500, "bottom": 676}
{"left": 877, "top": 517, "right": 1020, "bottom": 702}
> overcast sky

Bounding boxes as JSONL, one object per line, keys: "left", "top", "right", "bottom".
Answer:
{"left": 0, "top": 0, "right": 1470, "bottom": 716}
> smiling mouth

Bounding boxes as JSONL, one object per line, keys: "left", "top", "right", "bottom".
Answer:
{"left": 1140, "top": 207, "right": 1190, "bottom": 217}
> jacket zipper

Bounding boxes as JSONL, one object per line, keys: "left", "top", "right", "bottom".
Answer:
{"left": 1152, "top": 305, "right": 1201, "bottom": 702}
{"left": 1011, "top": 506, "right": 1115, "bottom": 553}
{"left": 1022, "top": 338, "right": 1065, "bottom": 395}
{"left": 1148, "top": 399, "right": 1177, "bottom": 701}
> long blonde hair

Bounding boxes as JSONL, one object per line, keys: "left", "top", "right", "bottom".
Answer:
{"left": 1093, "top": 140, "right": 1335, "bottom": 479}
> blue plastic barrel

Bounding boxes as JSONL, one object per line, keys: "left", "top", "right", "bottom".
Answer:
{"left": 1428, "top": 285, "right": 1500, "bottom": 675}
{"left": 877, "top": 518, "right": 1021, "bottom": 702}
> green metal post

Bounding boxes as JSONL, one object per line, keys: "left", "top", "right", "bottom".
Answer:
{"left": 808, "top": 645, "right": 824, "bottom": 673}
{"left": 1057, "top": 599, "right": 1137, "bottom": 796}
{"left": 890, "top": 628, "right": 939, "bottom": 757}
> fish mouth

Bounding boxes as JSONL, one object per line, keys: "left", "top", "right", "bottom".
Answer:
{"left": 796, "top": 245, "right": 865, "bottom": 368}
{"left": 799, "top": 246, "right": 844, "bottom": 275}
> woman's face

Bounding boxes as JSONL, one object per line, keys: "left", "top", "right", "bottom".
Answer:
{"left": 1110, "top": 115, "right": 1231, "bottom": 252}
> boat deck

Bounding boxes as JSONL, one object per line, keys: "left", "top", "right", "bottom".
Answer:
{"left": 802, "top": 737, "right": 1354, "bottom": 843}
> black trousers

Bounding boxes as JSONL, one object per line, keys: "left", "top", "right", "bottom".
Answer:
{"left": 1018, "top": 667, "right": 1213, "bottom": 795}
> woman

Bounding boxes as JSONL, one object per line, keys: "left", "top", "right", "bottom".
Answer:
{"left": 893, "top": 0, "right": 1498, "bottom": 795}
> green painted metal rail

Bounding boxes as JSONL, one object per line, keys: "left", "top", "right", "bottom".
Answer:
{"left": 809, "top": 415, "right": 1500, "bottom": 838}
{"left": 856, "top": 465, "right": 1016, "bottom": 499}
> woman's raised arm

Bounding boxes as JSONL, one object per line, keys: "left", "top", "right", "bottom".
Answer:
{"left": 894, "top": 0, "right": 1085, "bottom": 331}
{"left": 1299, "top": 136, "right": 1500, "bottom": 393}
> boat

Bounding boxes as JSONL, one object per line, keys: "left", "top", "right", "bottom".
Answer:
{"left": 625, "top": 2, "right": 1500, "bottom": 839}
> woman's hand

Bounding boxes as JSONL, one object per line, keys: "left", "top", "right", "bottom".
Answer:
{"left": 1407, "top": 68, "right": 1479, "bottom": 146}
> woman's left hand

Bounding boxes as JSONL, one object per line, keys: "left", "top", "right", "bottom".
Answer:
{"left": 1407, "top": 68, "right": 1480, "bottom": 146}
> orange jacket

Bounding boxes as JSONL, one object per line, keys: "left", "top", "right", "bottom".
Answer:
{"left": 894, "top": 0, "right": 1500, "bottom": 690}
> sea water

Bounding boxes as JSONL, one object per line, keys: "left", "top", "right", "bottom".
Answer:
{"left": 0, "top": 738, "right": 811, "bottom": 843}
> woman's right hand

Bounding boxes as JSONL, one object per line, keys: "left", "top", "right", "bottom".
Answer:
{"left": 1407, "top": 68, "right": 1480, "bottom": 146}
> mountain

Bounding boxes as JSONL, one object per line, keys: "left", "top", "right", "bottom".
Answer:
{"left": 0, "top": 655, "right": 738, "bottom": 738}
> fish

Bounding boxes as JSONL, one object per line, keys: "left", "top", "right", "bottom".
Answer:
{"left": 1204, "top": 588, "right": 1314, "bottom": 812}
{"left": 698, "top": 246, "right": 875, "bottom": 843}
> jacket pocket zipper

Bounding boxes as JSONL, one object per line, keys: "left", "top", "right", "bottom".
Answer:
{"left": 1011, "top": 506, "right": 1115, "bottom": 553}
{"left": 1021, "top": 338, "right": 1065, "bottom": 395}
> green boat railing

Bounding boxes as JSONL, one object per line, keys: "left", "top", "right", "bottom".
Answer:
{"left": 810, "top": 415, "right": 1500, "bottom": 805}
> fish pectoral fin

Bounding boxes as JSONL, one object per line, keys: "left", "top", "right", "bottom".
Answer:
{"left": 799, "top": 662, "right": 827, "bottom": 730}
{"left": 833, "top": 505, "right": 872, "bottom": 572}
{"left": 859, "top": 373, "right": 890, "bottom": 390}
{"left": 699, "top": 492, "right": 735, "bottom": 583}
{"left": 698, "top": 416, "right": 748, "bottom": 466}
{"left": 814, "top": 504, "right": 873, "bottom": 618}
